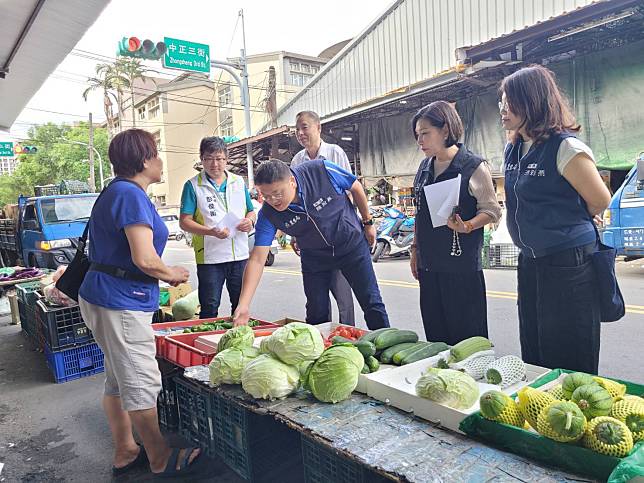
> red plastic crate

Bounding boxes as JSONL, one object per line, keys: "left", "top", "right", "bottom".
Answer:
{"left": 153, "top": 317, "right": 235, "bottom": 357}
{"left": 163, "top": 322, "right": 278, "bottom": 368}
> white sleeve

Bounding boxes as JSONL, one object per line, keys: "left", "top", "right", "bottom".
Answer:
{"left": 557, "top": 138, "right": 595, "bottom": 175}
{"left": 290, "top": 151, "right": 304, "bottom": 167}
{"left": 331, "top": 146, "right": 353, "bottom": 174}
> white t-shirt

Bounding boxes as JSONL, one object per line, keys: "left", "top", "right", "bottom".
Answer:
{"left": 291, "top": 141, "right": 353, "bottom": 174}
{"left": 520, "top": 137, "right": 595, "bottom": 175}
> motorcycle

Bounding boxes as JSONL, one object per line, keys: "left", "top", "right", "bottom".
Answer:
{"left": 371, "top": 205, "right": 415, "bottom": 263}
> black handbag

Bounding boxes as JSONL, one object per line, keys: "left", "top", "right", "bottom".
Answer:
{"left": 590, "top": 224, "right": 625, "bottom": 322}
{"left": 56, "top": 178, "right": 152, "bottom": 301}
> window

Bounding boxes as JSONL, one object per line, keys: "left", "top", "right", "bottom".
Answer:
{"left": 148, "top": 97, "right": 160, "bottom": 118}
{"left": 218, "top": 85, "right": 232, "bottom": 105}
{"left": 221, "top": 119, "right": 234, "bottom": 137}
{"left": 290, "top": 73, "right": 303, "bottom": 86}
{"left": 312, "top": 65, "right": 320, "bottom": 73}
{"left": 40, "top": 196, "right": 97, "bottom": 224}
{"left": 137, "top": 106, "right": 146, "bottom": 120}
{"left": 156, "top": 195, "right": 166, "bottom": 206}
{"left": 152, "top": 131, "right": 161, "bottom": 152}
{"left": 289, "top": 61, "right": 300, "bottom": 71}
{"left": 301, "top": 64, "right": 311, "bottom": 73}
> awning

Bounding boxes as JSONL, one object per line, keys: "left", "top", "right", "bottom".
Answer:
{"left": 0, "top": 0, "right": 110, "bottom": 131}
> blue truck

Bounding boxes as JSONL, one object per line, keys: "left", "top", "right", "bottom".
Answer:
{"left": 601, "top": 156, "right": 644, "bottom": 260}
{"left": 0, "top": 191, "right": 98, "bottom": 269}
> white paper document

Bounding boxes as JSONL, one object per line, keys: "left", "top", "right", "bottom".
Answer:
{"left": 423, "top": 174, "right": 461, "bottom": 228}
{"left": 216, "top": 212, "right": 241, "bottom": 237}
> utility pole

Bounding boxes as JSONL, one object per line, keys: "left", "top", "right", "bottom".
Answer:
{"left": 239, "top": 9, "right": 254, "bottom": 188}
{"left": 88, "top": 112, "right": 96, "bottom": 192}
{"left": 267, "top": 66, "right": 279, "bottom": 157}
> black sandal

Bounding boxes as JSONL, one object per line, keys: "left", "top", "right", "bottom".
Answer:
{"left": 153, "top": 447, "right": 203, "bottom": 479}
{"left": 112, "top": 444, "right": 148, "bottom": 476}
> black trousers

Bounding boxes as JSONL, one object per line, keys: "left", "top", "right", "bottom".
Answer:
{"left": 517, "top": 242, "right": 600, "bottom": 374}
{"left": 418, "top": 270, "right": 488, "bottom": 346}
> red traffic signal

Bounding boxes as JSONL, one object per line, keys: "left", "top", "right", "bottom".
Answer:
{"left": 117, "top": 37, "right": 166, "bottom": 60}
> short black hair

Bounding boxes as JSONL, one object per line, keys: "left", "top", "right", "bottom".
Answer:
{"left": 412, "top": 101, "right": 463, "bottom": 147}
{"left": 108, "top": 129, "right": 157, "bottom": 177}
{"left": 200, "top": 136, "right": 228, "bottom": 158}
{"left": 255, "top": 159, "right": 291, "bottom": 185}
{"left": 295, "top": 111, "right": 320, "bottom": 125}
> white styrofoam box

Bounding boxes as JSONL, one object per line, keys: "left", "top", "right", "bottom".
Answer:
{"left": 365, "top": 357, "right": 551, "bottom": 434}
{"left": 194, "top": 333, "right": 224, "bottom": 353}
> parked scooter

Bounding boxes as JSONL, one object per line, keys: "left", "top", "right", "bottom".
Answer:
{"left": 371, "top": 205, "right": 415, "bottom": 262}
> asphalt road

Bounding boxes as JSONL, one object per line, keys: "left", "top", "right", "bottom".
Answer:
{"left": 0, "top": 241, "right": 641, "bottom": 481}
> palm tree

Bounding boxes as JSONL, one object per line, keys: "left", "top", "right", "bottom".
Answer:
{"left": 116, "top": 58, "right": 158, "bottom": 128}
{"left": 82, "top": 67, "right": 117, "bottom": 137}
{"left": 96, "top": 62, "right": 128, "bottom": 131}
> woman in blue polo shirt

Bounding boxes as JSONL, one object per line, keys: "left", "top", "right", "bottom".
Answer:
{"left": 500, "top": 65, "right": 612, "bottom": 373}
{"left": 79, "top": 129, "right": 202, "bottom": 477}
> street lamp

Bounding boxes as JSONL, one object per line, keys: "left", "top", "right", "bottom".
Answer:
{"left": 65, "top": 140, "right": 106, "bottom": 190}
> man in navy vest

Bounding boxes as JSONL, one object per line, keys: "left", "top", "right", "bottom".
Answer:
{"left": 233, "top": 159, "right": 390, "bottom": 330}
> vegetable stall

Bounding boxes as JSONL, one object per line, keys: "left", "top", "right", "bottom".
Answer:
{"left": 154, "top": 320, "right": 644, "bottom": 482}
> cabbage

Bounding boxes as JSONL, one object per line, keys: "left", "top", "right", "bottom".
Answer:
{"left": 415, "top": 368, "right": 479, "bottom": 410}
{"left": 218, "top": 326, "right": 254, "bottom": 352}
{"left": 307, "top": 345, "right": 364, "bottom": 403}
{"left": 241, "top": 354, "right": 300, "bottom": 400}
{"left": 260, "top": 323, "right": 324, "bottom": 366}
{"left": 209, "top": 346, "right": 259, "bottom": 385}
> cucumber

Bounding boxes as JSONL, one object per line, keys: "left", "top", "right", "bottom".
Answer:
{"left": 353, "top": 340, "right": 376, "bottom": 358}
{"left": 361, "top": 363, "right": 371, "bottom": 374}
{"left": 392, "top": 342, "right": 429, "bottom": 365}
{"left": 366, "top": 356, "right": 380, "bottom": 372}
{"left": 331, "top": 336, "right": 355, "bottom": 345}
{"left": 379, "top": 342, "right": 418, "bottom": 364}
{"left": 449, "top": 336, "right": 493, "bottom": 363}
{"left": 359, "top": 327, "right": 397, "bottom": 343}
{"left": 401, "top": 341, "right": 450, "bottom": 365}
{"left": 374, "top": 329, "right": 419, "bottom": 350}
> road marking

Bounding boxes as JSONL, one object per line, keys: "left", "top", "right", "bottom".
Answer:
{"left": 264, "top": 268, "right": 644, "bottom": 315}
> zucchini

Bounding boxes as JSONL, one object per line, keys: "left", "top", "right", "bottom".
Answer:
{"left": 374, "top": 329, "right": 419, "bottom": 350}
{"left": 366, "top": 356, "right": 380, "bottom": 372}
{"left": 361, "top": 363, "right": 371, "bottom": 374}
{"left": 401, "top": 341, "right": 450, "bottom": 365}
{"left": 331, "top": 335, "right": 355, "bottom": 345}
{"left": 359, "top": 327, "right": 397, "bottom": 343}
{"left": 392, "top": 342, "right": 429, "bottom": 365}
{"left": 449, "top": 336, "right": 493, "bottom": 363}
{"left": 379, "top": 342, "right": 417, "bottom": 364}
{"left": 353, "top": 340, "right": 376, "bottom": 358}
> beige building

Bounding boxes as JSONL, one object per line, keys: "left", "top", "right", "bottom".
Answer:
{"left": 217, "top": 51, "right": 328, "bottom": 138}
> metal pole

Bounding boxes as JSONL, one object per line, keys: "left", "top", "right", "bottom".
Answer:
{"left": 240, "top": 9, "right": 254, "bottom": 188}
{"left": 68, "top": 140, "right": 104, "bottom": 189}
{"left": 88, "top": 113, "right": 96, "bottom": 192}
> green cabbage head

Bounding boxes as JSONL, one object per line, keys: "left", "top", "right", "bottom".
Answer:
{"left": 209, "top": 346, "right": 260, "bottom": 385}
{"left": 218, "top": 325, "right": 254, "bottom": 352}
{"left": 241, "top": 354, "right": 300, "bottom": 400}
{"left": 260, "top": 322, "right": 324, "bottom": 365}
{"left": 307, "top": 344, "right": 364, "bottom": 403}
{"left": 415, "top": 368, "right": 479, "bottom": 410}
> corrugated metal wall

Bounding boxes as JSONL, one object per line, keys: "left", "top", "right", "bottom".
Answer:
{"left": 275, "top": 0, "right": 596, "bottom": 125}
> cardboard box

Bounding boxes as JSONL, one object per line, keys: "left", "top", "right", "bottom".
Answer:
{"left": 271, "top": 317, "right": 306, "bottom": 326}
{"left": 162, "top": 283, "right": 193, "bottom": 305}
{"left": 8, "top": 293, "right": 19, "bottom": 325}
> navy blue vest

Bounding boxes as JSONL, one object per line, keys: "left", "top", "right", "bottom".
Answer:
{"left": 413, "top": 145, "right": 484, "bottom": 272}
{"left": 504, "top": 132, "right": 595, "bottom": 258}
{"left": 261, "top": 160, "right": 364, "bottom": 258}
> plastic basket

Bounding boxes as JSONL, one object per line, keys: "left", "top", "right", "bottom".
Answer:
{"left": 487, "top": 243, "right": 520, "bottom": 269}
{"left": 16, "top": 281, "right": 42, "bottom": 305}
{"left": 18, "top": 299, "right": 37, "bottom": 338}
{"left": 174, "top": 376, "right": 214, "bottom": 453}
{"left": 209, "top": 391, "right": 303, "bottom": 483}
{"left": 153, "top": 317, "right": 236, "bottom": 358}
{"left": 162, "top": 321, "right": 278, "bottom": 368}
{"left": 45, "top": 342, "right": 104, "bottom": 383}
{"left": 157, "top": 359, "right": 182, "bottom": 432}
{"left": 301, "top": 435, "right": 389, "bottom": 483}
{"left": 36, "top": 299, "right": 93, "bottom": 350}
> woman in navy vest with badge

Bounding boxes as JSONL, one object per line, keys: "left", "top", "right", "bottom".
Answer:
{"left": 500, "top": 65, "right": 611, "bottom": 374}
{"left": 411, "top": 101, "right": 501, "bottom": 346}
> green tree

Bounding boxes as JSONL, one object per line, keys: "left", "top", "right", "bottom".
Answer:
{"left": 82, "top": 64, "right": 118, "bottom": 136}
{"left": 0, "top": 123, "right": 110, "bottom": 206}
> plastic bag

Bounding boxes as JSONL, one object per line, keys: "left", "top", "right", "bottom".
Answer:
{"left": 43, "top": 266, "right": 76, "bottom": 307}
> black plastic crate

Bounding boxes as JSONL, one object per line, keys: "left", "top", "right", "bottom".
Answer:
{"left": 36, "top": 299, "right": 93, "bottom": 350}
{"left": 174, "top": 376, "right": 214, "bottom": 453}
{"left": 301, "top": 435, "right": 389, "bottom": 483}
{"left": 18, "top": 299, "right": 37, "bottom": 339}
{"left": 157, "top": 359, "right": 182, "bottom": 433}
{"left": 210, "top": 392, "right": 303, "bottom": 483}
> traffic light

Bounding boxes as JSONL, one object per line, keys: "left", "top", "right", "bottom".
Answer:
{"left": 117, "top": 37, "right": 167, "bottom": 60}
{"left": 14, "top": 144, "right": 37, "bottom": 155}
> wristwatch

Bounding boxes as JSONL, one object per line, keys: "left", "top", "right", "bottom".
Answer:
{"left": 362, "top": 217, "right": 374, "bottom": 226}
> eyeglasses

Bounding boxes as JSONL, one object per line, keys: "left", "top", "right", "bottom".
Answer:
{"left": 202, "top": 156, "right": 227, "bottom": 164}
{"left": 262, "top": 190, "right": 286, "bottom": 202}
{"left": 498, "top": 101, "right": 509, "bottom": 113}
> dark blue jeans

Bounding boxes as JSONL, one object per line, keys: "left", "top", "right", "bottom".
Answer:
{"left": 517, "top": 242, "right": 600, "bottom": 374}
{"left": 197, "top": 260, "right": 247, "bottom": 319}
{"left": 301, "top": 240, "right": 390, "bottom": 330}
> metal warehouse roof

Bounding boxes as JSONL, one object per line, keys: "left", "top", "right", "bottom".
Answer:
{"left": 272, "top": 0, "right": 606, "bottom": 127}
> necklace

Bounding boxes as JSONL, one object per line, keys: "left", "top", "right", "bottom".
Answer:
{"left": 451, "top": 229, "right": 462, "bottom": 257}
